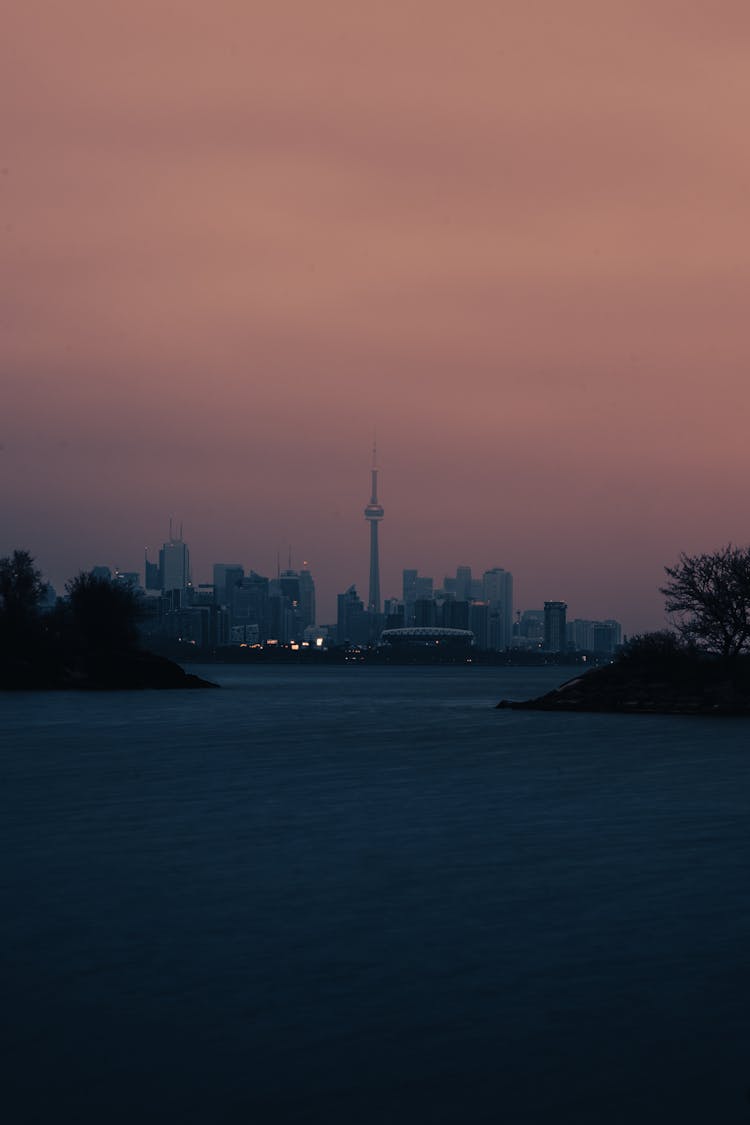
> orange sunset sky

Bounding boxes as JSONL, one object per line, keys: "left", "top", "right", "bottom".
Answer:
{"left": 4, "top": 1, "right": 750, "bottom": 630}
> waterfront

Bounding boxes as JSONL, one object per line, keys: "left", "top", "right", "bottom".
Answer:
{"left": 3, "top": 666, "right": 750, "bottom": 1122}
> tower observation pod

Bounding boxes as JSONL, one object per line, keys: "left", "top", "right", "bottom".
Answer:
{"left": 364, "top": 444, "right": 384, "bottom": 614}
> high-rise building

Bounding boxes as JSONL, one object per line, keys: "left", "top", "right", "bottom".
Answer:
{"left": 544, "top": 601, "right": 567, "bottom": 653}
{"left": 402, "top": 569, "right": 417, "bottom": 603}
{"left": 443, "top": 599, "right": 470, "bottom": 630}
{"left": 160, "top": 525, "right": 190, "bottom": 593}
{"left": 469, "top": 601, "right": 491, "bottom": 650}
{"left": 337, "top": 585, "right": 369, "bottom": 645}
{"left": 144, "top": 552, "right": 161, "bottom": 591}
{"left": 213, "top": 564, "right": 244, "bottom": 607}
{"left": 519, "top": 610, "right": 545, "bottom": 641}
{"left": 277, "top": 567, "right": 316, "bottom": 637}
{"left": 383, "top": 598, "right": 404, "bottom": 629}
{"left": 567, "top": 618, "right": 623, "bottom": 654}
{"left": 414, "top": 575, "right": 433, "bottom": 600}
{"left": 603, "top": 619, "right": 623, "bottom": 650}
{"left": 298, "top": 567, "right": 316, "bottom": 631}
{"left": 364, "top": 445, "right": 384, "bottom": 614}
{"left": 268, "top": 579, "right": 295, "bottom": 643}
{"left": 455, "top": 566, "right": 472, "bottom": 601}
{"left": 232, "top": 572, "right": 270, "bottom": 639}
{"left": 483, "top": 568, "right": 513, "bottom": 650}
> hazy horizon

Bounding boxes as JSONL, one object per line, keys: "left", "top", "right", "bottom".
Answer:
{"left": 5, "top": 2, "right": 749, "bottom": 632}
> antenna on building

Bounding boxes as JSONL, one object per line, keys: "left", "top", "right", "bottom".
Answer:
{"left": 169, "top": 516, "right": 173, "bottom": 541}
{"left": 288, "top": 545, "right": 292, "bottom": 570}
{"left": 179, "top": 521, "right": 183, "bottom": 540}
{"left": 276, "top": 551, "right": 280, "bottom": 580}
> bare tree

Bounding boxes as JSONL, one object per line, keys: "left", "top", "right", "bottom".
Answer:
{"left": 660, "top": 545, "right": 750, "bottom": 660}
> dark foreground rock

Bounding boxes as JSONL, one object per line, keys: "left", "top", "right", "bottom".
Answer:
{"left": 498, "top": 656, "right": 750, "bottom": 715}
{"left": 1, "top": 649, "right": 218, "bottom": 690}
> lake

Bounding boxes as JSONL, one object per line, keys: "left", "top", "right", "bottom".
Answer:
{"left": 3, "top": 665, "right": 750, "bottom": 1122}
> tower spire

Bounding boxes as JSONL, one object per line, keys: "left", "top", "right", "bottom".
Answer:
{"left": 364, "top": 443, "right": 384, "bottom": 614}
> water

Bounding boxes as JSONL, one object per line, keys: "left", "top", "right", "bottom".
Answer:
{"left": 3, "top": 665, "right": 750, "bottom": 1123}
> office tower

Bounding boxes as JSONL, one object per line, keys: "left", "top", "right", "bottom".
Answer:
{"left": 364, "top": 444, "right": 384, "bottom": 614}
{"left": 337, "top": 585, "right": 369, "bottom": 645}
{"left": 383, "top": 598, "right": 405, "bottom": 629}
{"left": 144, "top": 552, "right": 161, "bottom": 591}
{"left": 298, "top": 567, "right": 316, "bottom": 631}
{"left": 403, "top": 569, "right": 417, "bottom": 604}
{"left": 278, "top": 569, "right": 300, "bottom": 616}
{"left": 273, "top": 566, "right": 316, "bottom": 636}
{"left": 160, "top": 524, "right": 190, "bottom": 593}
{"left": 232, "top": 572, "right": 270, "bottom": 640}
{"left": 444, "top": 599, "right": 469, "bottom": 630}
{"left": 544, "top": 601, "right": 567, "bottom": 653}
{"left": 455, "top": 566, "right": 472, "bottom": 601}
{"left": 568, "top": 618, "right": 622, "bottom": 654}
{"left": 469, "top": 601, "right": 490, "bottom": 650}
{"left": 213, "top": 564, "right": 244, "bottom": 607}
{"left": 483, "top": 568, "right": 514, "bottom": 650}
{"left": 414, "top": 575, "right": 433, "bottom": 600}
{"left": 268, "top": 579, "right": 295, "bottom": 644}
{"left": 603, "top": 619, "right": 623, "bottom": 649}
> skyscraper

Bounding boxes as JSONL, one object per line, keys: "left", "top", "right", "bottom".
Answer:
{"left": 364, "top": 444, "right": 384, "bottom": 614}
{"left": 213, "top": 564, "right": 244, "bottom": 607}
{"left": 159, "top": 524, "right": 190, "bottom": 594}
{"left": 337, "top": 585, "right": 369, "bottom": 645}
{"left": 483, "top": 567, "right": 514, "bottom": 650}
{"left": 455, "top": 566, "right": 472, "bottom": 601}
{"left": 544, "top": 601, "right": 567, "bottom": 653}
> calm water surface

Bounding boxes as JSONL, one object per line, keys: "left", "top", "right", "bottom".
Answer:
{"left": 3, "top": 665, "right": 750, "bottom": 1123}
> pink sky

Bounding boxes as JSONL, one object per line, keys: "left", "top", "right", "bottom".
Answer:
{"left": 4, "top": 1, "right": 750, "bottom": 630}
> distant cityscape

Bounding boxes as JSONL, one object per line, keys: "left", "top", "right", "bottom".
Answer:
{"left": 53, "top": 452, "right": 623, "bottom": 658}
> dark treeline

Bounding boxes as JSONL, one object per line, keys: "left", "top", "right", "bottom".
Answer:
{"left": 0, "top": 551, "right": 213, "bottom": 689}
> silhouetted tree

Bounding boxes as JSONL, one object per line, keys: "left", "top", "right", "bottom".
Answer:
{"left": 66, "top": 572, "right": 141, "bottom": 652}
{"left": 0, "top": 550, "right": 48, "bottom": 644}
{"left": 618, "top": 630, "right": 687, "bottom": 663}
{"left": 660, "top": 545, "right": 750, "bottom": 660}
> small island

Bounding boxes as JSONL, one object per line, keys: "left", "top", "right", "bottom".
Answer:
{"left": 498, "top": 638, "right": 750, "bottom": 715}
{"left": 0, "top": 551, "right": 216, "bottom": 690}
{"left": 499, "top": 545, "right": 750, "bottom": 716}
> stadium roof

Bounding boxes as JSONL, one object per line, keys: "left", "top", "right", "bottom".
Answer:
{"left": 380, "top": 627, "right": 475, "bottom": 642}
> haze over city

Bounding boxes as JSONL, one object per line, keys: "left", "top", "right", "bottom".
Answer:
{"left": 5, "top": 1, "right": 750, "bottom": 632}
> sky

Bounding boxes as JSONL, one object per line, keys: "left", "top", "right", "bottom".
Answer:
{"left": 4, "top": 1, "right": 750, "bottom": 631}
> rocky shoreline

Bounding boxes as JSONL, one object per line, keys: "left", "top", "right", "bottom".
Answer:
{"left": 497, "top": 659, "right": 750, "bottom": 716}
{"left": 1, "top": 649, "right": 218, "bottom": 691}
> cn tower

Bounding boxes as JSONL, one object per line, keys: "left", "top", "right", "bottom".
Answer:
{"left": 364, "top": 443, "right": 384, "bottom": 614}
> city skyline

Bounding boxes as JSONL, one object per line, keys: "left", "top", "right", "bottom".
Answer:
{"left": 66, "top": 543, "right": 623, "bottom": 656}
{"left": 5, "top": 2, "right": 749, "bottom": 636}
{"left": 1, "top": 431, "right": 736, "bottom": 636}
{"left": 28, "top": 473, "right": 625, "bottom": 634}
